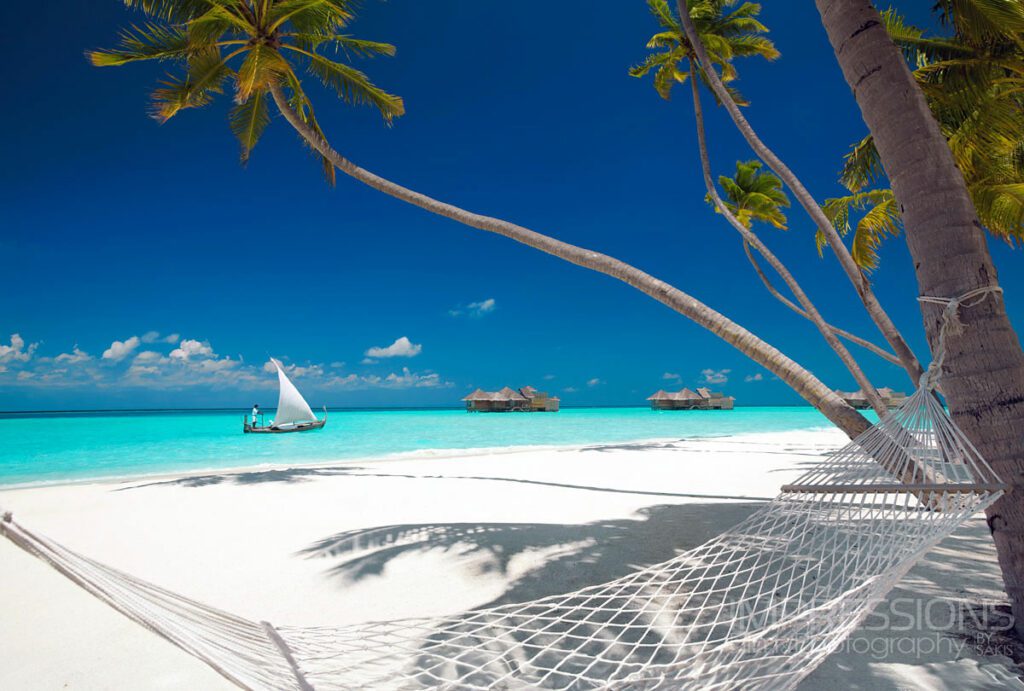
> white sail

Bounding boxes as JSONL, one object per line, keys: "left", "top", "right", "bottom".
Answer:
{"left": 270, "top": 358, "right": 317, "bottom": 427}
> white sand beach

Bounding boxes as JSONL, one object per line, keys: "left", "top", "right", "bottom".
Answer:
{"left": 1, "top": 430, "right": 1020, "bottom": 690}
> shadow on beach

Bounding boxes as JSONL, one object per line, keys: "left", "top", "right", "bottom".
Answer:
{"left": 298, "top": 502, "right": 763, "bottom": 607}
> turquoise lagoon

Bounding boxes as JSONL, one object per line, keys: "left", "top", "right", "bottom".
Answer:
{"left": 0, "top": 407, "right": 836, "bottom": 486}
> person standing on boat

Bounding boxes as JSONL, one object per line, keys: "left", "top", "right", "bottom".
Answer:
{"left": 251, "top": 404, "right": 260, "bottom": 428}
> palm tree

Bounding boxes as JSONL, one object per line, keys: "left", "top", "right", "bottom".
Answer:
{"left": 88, "top": 0, "right": 873, "bottom": 435}
{"left": 813, "top": 0, "right": 1024, "bottom": 637}
{"left": 628, "top": 0, "right": 778, "bottom": 104}
{"left": 633, "top": 0, "right": 890, "bottom": 413}
{"left": 825, "top": 4, "right": 1024, "bottom": 268}
{"left": 710, "top": 160, "right": 790, "bottom": 230}
{"left": 673, "top": 0, "right": 924, "bottom": 383}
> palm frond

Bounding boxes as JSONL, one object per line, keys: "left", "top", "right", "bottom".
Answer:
{"left": 851, "top": 194, "right": 901, "bottom": 270}
{"left": 821, "top": 189, "right": 900, "bottom": 270}
{"left": 88, "top": 23, "right": 190, "bottom": 66}
{"left": 235, "top": 43, "right": 288, "bottom": 103}
{"left": 839, "top": 134, "right": 883, "bottom": 192}
{"left": 267, "top": 0, "right": 353, "bottom": 35}
{"left": 288, "top": 34, "right": 396, "bottom": 58}
{"left": 121, "top": 0, "right": 216, "bottom": 22}
{"left": 972, "top": 181, "right": 1024, "bottom": 241}
{"left": 229, "top": 86, "right": 269, "bottom": 163}
{"left": 150, "top": 48, "right": 233, "bottom": 121}
{"left": 285, "top": 46, "right": 404, "bottom": 121}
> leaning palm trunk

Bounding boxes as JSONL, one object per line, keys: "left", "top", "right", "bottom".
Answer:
{"left": 815, "top": 0, "right": 1024, "bottom": 634}
{"left": 265, "top": 84, "right": 870, "bottom": 437}
{"left": 676, "top": 0, "right": 924, "bottom": 385}
{"left": 688, "top": 69, "right": 889, "bottom": 416}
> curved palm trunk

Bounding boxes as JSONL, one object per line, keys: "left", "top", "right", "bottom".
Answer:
{"left": 676, "top": 0, "right": 924, "bottom": 385}
{"left": 265, "top": 84, "right": 870, "bottom": 437}
{"left": 688, "top": 70, "right": 889, "bottom": 416}
{"left": 815, "top": 0, "right": 1024, "bottom": 632}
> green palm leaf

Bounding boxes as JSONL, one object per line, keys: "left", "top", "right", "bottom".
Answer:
{"left": 285, "top": 46, "right": 404, "bottom": 121}
{"left": 631, "top": 0, "right": 777, "bottom": 102}
{"left": 711, "top": 160, "right": 790, "bottom": 230}
{"left": 92, "top": 0, "right": 402, "bottom": 179}
{"left": 229, "top": 87, "right": 270, "bottom": 163}
{"left": 88, "top": 23, "right": 190, "bottom": 66}
{"left": 836, "top": 2, "right": 1024, "bottom": 256}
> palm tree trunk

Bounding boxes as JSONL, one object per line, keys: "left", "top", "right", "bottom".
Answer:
{"left": 676, "top": 0, "right": 924, "bottom": 385}
{"left": 815, "top": 0, "right": 1024, "bottom": 633}
{"left": 688, "top": 69, "right": 889, "bottom": 416}
{"left": 266, "top": 83, "right": 870, "bottom": 437}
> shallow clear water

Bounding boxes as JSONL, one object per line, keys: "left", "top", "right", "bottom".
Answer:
{"left": 0, "top": 407, "right": 835, "bottom": 486}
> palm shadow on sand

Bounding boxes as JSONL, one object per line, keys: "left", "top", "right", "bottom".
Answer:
{"left": 299, "top": 501, "right": 763, "bottom": 607}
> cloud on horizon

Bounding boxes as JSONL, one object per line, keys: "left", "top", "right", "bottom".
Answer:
{"left": 0, "top": 334, "right": 38, "bottom": 372}
{"left": 0, "top": 332, "right": 450, "bottom": 393}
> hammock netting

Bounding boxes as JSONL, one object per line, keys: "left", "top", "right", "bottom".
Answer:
{"left": 0, "top": 385, "right": 1006, "bottom": 690}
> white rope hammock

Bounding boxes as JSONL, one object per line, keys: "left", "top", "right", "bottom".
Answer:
{"left": 0, "top": 289, "right": 1009, "bottom": 690}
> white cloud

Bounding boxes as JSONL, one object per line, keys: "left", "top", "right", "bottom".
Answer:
{"left": 662, "top": 372, "right": 681, "bottom": 380}
{"left": 141, "top": 331, "right": 181, "bottom": 344}
{"left": 55, "top": 346, "right": 91, "bottom": 364}
{"left": 0, "top": 333, "right": 38, "bottom": 365}
{"left": 2, "top": 332, "right": 454, "bottom": 394}
{"left": 587, "top": 378, "right": 603, "bottom": 387}
{"left": 361, "top": 357, "right": 378, "bottom": 365}
{"left": 468, "top": 298, "right": 496, "bottom": 316}
{"left": 450, "top": 298, "right": 497, "bottom": 318}
{"left": 102, "top": 336, "right": 140, "bottom": 361}
{"left": 265, "top": 360, "right": 324, "bottom": 379}
{"left": 365, "top": 336, "right": 422, "bottom": 358}
{"left": 543, "top": 374, "right": 556, "bottom": 381}
{"left": 383, "top": 367, "right": 446, "bottom": 389}
{"left": 745, "top": 373, "right": 764, "bottom": 382}
{"left": 169, "top": 339, "right": 214, "bottom": 360}
{"left": 701, "top": 368, "right": 731, "bottom": 385}
{"left": 564, "top": 386, "right": 578, "bottom": 393}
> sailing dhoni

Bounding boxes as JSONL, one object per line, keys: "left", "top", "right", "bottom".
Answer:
{"left": 244, "top": 358, "right": 327, "bottom": 433}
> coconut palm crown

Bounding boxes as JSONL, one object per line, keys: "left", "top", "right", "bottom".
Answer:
{"left": 709, "top": 159, "right": 790, "bottom": 230}
{"left": 629, "top": 0, "right": 778, "bottom": 103}
{"left": 88, "top": 0, "right": 404, "bottom": 183}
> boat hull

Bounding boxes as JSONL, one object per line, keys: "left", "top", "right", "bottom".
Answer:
{"left": 244, "top": 418, "right": 327, "bottom": 434}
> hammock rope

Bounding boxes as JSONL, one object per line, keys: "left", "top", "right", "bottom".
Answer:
{"left": 0, "top": 287, "right": 1009, "bottom": 690}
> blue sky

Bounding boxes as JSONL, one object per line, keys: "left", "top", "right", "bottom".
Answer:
{"left": 1, "top": 1, "right": 1021, "bottom": 410}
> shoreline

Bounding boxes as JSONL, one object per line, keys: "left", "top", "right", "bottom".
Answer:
{"left": 0, "top": 428, "right": 839, "bottom": 491}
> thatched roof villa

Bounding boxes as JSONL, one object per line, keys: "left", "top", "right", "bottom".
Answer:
{"left": 647, "top": 387, "right": 734, "bottom": 410}
{"left": 835, "top": 387, "right": 908, "bottom": 410}
{"left": 462, "top": 386, "right": 560, "bottom": 412}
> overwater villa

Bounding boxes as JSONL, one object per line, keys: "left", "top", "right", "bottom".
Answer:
{"left": 835, "top": 387, "right": 908, "bottom": 410}
{"left": 462, "top": 386, "right": 560, "bottom": 412}
{"left": 647, "top": 387, "right": 735, "bottom": 411}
